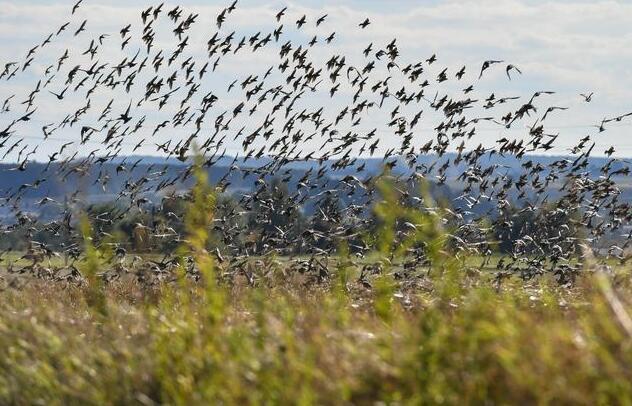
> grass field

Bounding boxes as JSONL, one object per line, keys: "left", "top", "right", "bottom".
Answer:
{"left": 0, "top": 174, "right": 630, "bottom": 404}
{"left": 0, "top": 255, "right": 631, "bottom": 404}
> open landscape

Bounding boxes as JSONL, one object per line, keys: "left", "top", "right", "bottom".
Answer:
{"left": 1, "top": 0, "right": 632, "bottom": 404}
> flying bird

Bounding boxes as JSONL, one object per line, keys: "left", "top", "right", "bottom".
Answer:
{"left": 580, "top": 92, "right": 594, "bottom": 102}
{"left": 72, "top": 0, "right": 83, "bottom": 15}
{"left": 506, "top": 64, "right": 522, "bottom": 80}
{"left": 479, "top": 60, "right": 503, "bottom": 79}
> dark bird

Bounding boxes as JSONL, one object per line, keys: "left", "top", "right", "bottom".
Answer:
{"left": 479, "top": 60, "right": 503, "bottom": 79}
{"left": 580, "top": 92, "right": 594, "bottom": 102}
{"left": 605, "top": 146, "right": 615, "bottom": 157}
{"left": 506, "top": 64, "right": 522, "bottom": 80}
{"left": 217, "top": 9, "right": 227, "bottom": 28}
{"left": 72, "top": 0, "right": 83, "bottom": 15}
{"left": 49, "top": 86, "right": 69, "bottom": 100}
{"left": 541, "top": 106, "right": 568, "bottom": 121}
{"left": 56, "top": 22, "right": 70, "bottom": 36}
{"left": 74, "top": 20, "right": 87, "bottom": 36}
{"left": 455, "top": 66, "right": 466, "bottom": 80}
{"left": 74, "top": 20, "right": 88, "bottom": 37}
{"left": 296, "top": 15, "right": 307, "bottom": 29}
{"left": 276, "top": 7, "right": 287, "bottom": 22}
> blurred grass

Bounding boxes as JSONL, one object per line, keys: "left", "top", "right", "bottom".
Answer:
{"left": 0, "top": 265, "right": 630, "bottom": 404}
{"left": 0, "top": 169, "right": 630, "bottom": 404}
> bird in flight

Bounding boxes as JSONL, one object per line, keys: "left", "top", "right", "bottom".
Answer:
{"left": 580, "top": 92, "right": 594, "bottom": 102}
{"left": 48, "top": 86, "right": 69, "bottom": 100}
{"left": 506, "top": 64, "right": 522, "bottom": 80}
{"left": 72, "top": 0, "right": 83, "bottom": 15}
{"left": 479, "top": 60, "right": 503, "bottom": 79}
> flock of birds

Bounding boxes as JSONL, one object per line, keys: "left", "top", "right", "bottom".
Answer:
{"left": 0, "top": 0, "right": 631, "bottom": 288}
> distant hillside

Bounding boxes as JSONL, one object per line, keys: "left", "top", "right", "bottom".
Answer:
{"left": 3, "top": 153, "right": 630, "bottom": 221}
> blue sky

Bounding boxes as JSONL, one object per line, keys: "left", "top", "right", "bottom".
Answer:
{"left": 0, "top": 0, "right": 631, "bottom": 161}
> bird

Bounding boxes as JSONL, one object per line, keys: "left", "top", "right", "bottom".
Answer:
{"left": 541, "top": 106, "right": 568, "bottom": 121}
{"left": 316, "top": 14, "right": 327, "bottom": 26}
{"left": 479, "top": 60, "right": 503, "bottom": 79}
{"left": 56, "top": 22, "right": 70, "bottom": 36}
{"left": 72, "top": 0, "right": 83, "bottom": 15}
{"left": 296, "top": 15, "right": 307, "bottom": 29}
{"left": 48, "top": 86, "right": 69, "bottom": 100}
{"left": 506, "top": 64, "right": 522, "bottom": 80}
{"left": 276, "top": 7, "right": 287, "bottom": 22}
{"left": 74, "top": 20, "right": 87, "bottom": 36}
{"left": 580, "top": 92, "right": 594, "bottom": 102}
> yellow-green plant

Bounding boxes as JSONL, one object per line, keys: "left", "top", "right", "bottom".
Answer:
{"left": 79, "top": 216, "right": 108, "bottom": 317}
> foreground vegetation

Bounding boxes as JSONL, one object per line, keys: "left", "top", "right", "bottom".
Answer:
{"left": 0, "top": 169, "right": 630, "bottom": 405}
{"left": 1, "top": 261, "right": 631, "bottom": 404}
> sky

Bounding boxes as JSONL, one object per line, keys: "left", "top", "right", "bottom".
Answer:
{"left": 0, "top": 0, "right": 631, "bottom": 162}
